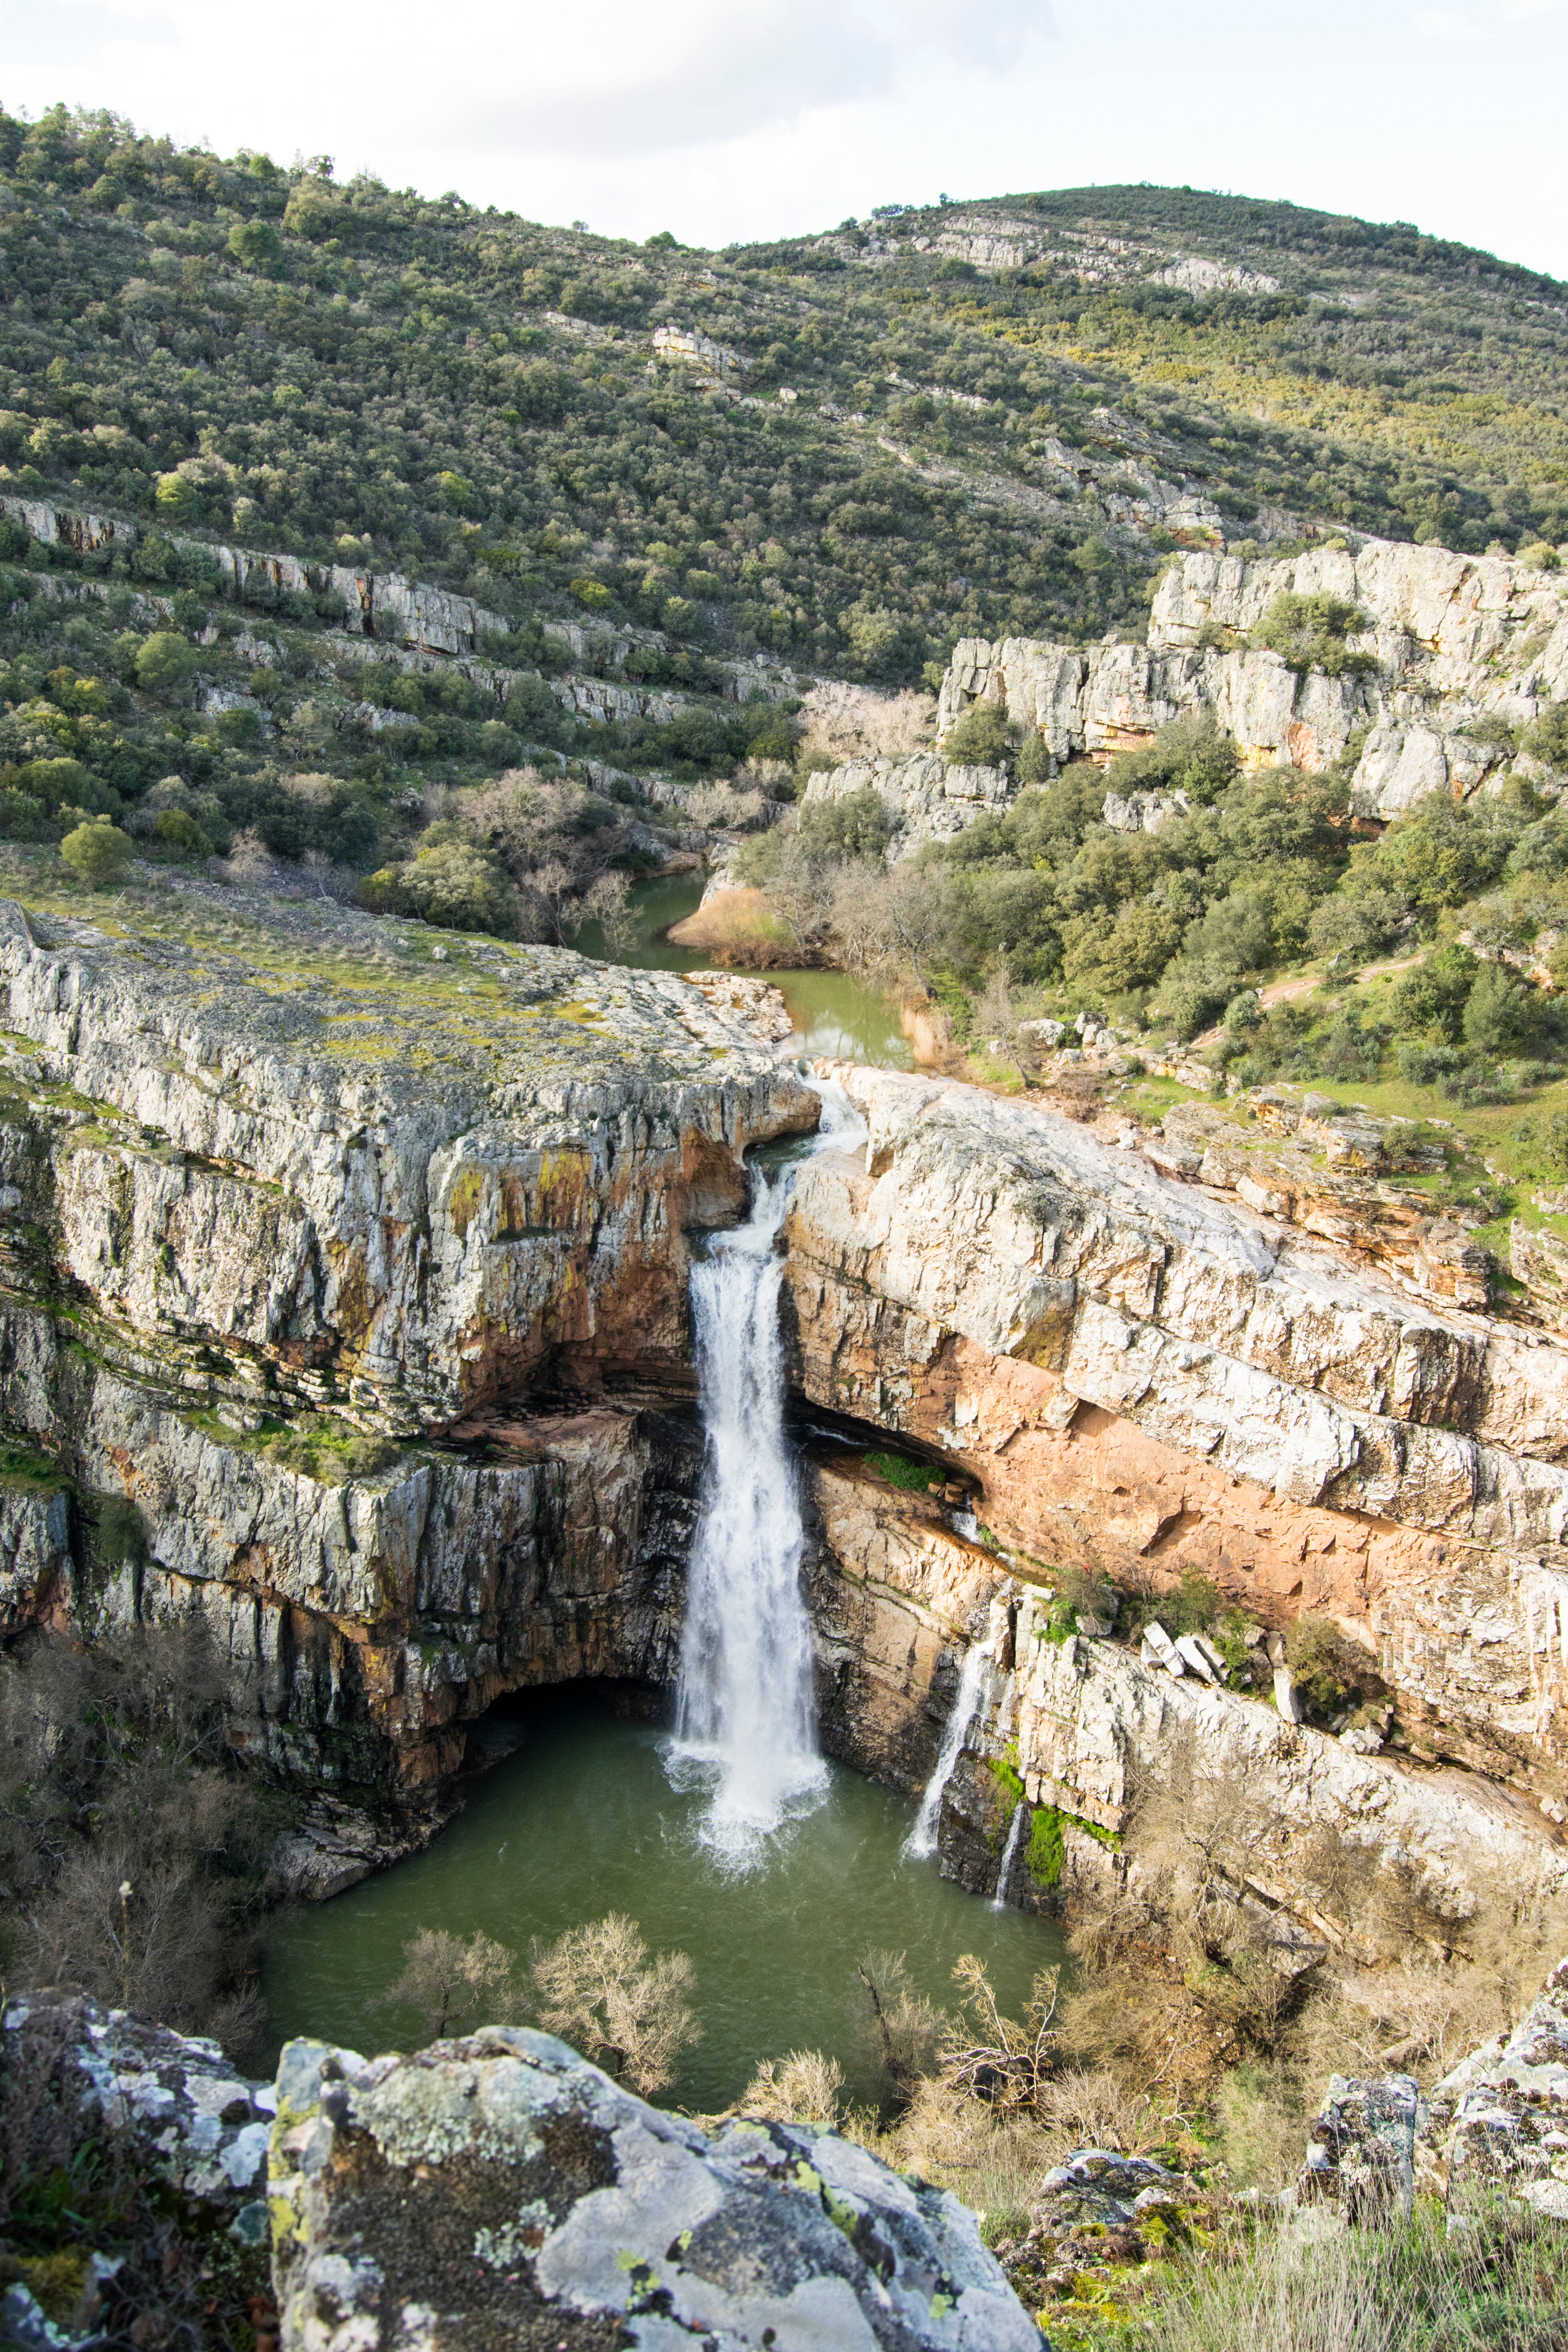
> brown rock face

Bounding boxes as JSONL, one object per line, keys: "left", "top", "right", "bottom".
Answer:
{"left": 800, "top": 1460, "right": 1566, "bottom": 1923}
{"left": 0, "top": 902, "right": 817, "bottom": 1797}
{"left": 806, "top": 1455, "right": 995, "bottom": 1792}
{"left": 783, "top": 1068, "right": 1568, "bottom": 1796}
{"left": 7, "top": 895, "right": 1566, "bottom": 1863}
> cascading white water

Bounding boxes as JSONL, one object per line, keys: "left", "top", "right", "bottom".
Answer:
{"left": 992, "top": 1800, "right": 1026, "bottom": 1908}
{"left": 669, "top": 1080, "right": 865, "bottom": 1864}
{"left": 903, "top": 1640, "right": 992, "bottom": 1862}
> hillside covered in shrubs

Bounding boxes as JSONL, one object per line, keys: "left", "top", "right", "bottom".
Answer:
{"left": 2, "top": 102, "right": 1568, "bottom": 691}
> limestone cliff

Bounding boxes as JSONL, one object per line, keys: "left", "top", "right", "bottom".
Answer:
{"left": 7, "top": 890, "right": 1568, "bottom": 1900}
{"left": 809, "top": 539, "right": 1568, "bottom": 853}
{"left": 953, "top": 542, "right": 1568, "bottom": 816}
{"left": 802, "top": 1448, "right": 1565, "bottom": 1929}
{"left": 786, "top": 1064, "right": 1568, "bottom": 1819}
{"left": 0, "top": 891, "right": 814, "bottom": 1791}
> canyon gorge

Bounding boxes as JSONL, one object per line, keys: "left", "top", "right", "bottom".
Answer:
{"left": 0, "top": 872, "right": 1563, "bottom": 1940}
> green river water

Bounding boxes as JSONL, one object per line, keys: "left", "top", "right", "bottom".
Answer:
{"left": 574, "top": 872, "right": 914, "bottom": 1068}
{"left": 262, "top": 1692, "right": 1063, "bottom": 2109}
{"left": 261, "top": 872, "right": 1061, "bottom": 2104}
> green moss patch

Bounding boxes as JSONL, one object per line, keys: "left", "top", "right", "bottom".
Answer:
{"left": 864, "top": 1449, "right": 947, "bottom": 1495}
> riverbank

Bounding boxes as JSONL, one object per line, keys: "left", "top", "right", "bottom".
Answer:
{"left": 577, "top": 869, "right": 915, "bottom": 1066}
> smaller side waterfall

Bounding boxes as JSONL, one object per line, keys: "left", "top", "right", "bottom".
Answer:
{"left": 992, "top": 1801, "right": 1026, "bottom": 1907}
{"left": 904, "top": 1641, "right": 992, "bottom": 1862}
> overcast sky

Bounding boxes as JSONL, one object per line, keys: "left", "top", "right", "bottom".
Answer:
{"left": 3, "top": 0, "right": 1566, "bottom": 277}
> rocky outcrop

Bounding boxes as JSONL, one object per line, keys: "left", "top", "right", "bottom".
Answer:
{"left": 1301, "top": 2074, "right": 1425, "bottom": 2221}
{"left": 1005, "top": 1617, "right": 1564, "bottom": 1910}
{"left": 996, "top": 2149, "right": 1222, "bottom": 2318}
{"left": 1301, "top": 1956, "right": 1568, "bottom": 2223}
{"left": 785, "top": 1064, "right": 1568, "bottom": 1802}
{"left": 269, "top": 2029, "right": 1039, "bottom": 2352}
{"left": 2, "top": 1992, "right": 274, "bottom": 2229}
{"left": 0, "top": 904, "right": 815, "bottom": 1429}
{"left": 0, "top": 896, "right": 814, "bottom": 1788}
{"left": 1425, "top": 1952, "right": 1568, "bottom": 2219}
{"left": 801, "top": 755, "right": 1012, "bottom": 855}
{"left": 937, "top": 538, "right": 1568, "bottom": 819}
{"left": 802, "top": 1455, "right": 1566, "bottom": 1923}
{"left": 9, "top": 883, "right": 1568, "bottom": 1864}
{"left": 1, "top": 495, "right": 803, "bottom": 720}
{"left": 794, "top": 534, "right": 1568, "bottom": 862}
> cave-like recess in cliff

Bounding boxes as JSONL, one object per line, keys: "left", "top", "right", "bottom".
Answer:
{"left": 261, "top": 1684, "right": 1062, "bottom": 2110}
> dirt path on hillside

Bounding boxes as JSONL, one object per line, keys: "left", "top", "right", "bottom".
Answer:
{"left": 1190, "top": 953, "right": 1423, "bottom": 1049}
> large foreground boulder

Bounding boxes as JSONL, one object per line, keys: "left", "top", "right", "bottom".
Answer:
{"left": 269, "top": 2028, "right": 1045, "bottom": 2352}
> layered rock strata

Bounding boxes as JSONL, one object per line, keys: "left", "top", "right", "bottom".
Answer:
{"left": 787, "top": 1064, "right": 1568, "bottom": 1806}
{"left": 786, "top": 538, "right": 1568, "bottom": 871}
{"left": 0, "top": 895, "right": 812, "bottom": 1787}
{"left": 803, "top": 1453, "right": 1566, "bottom": 1925}
{"left": 8, "top": 894, "right": 1568, "bottom": 1885}
{"left": 939, "top": 538, "right": 1568, "bottom": 818}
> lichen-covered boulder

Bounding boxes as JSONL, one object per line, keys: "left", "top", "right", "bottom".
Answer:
{"left": 2, "top": 1993, "right": 275, "bottom": 2229}
{"left": 1029, "top": 2150, "right": 1191, "bottom": 2237}
{"left": 1426, "top": 1954, "right": 1568, "bottom": 2220}
{"left": 268, "top": 2028, "right": 1046, "bottom": 2352}
{"left": 1299, "top": 2074, "right": 1425, "bottom": 2222}
{"left": 989, "top": 2149, "right": 1218, "bottom": 2334}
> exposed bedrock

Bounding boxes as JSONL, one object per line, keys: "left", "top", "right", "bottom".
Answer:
{"left": 801, "top": 1453, "right": 1568, "bottom": 1923}
{"left": 785, "top": 1065, "right": 1568, "bottom": 1804}
{"left": 5, "top": 901, "right": 1568, "bottom": 1903}
{"left": 4, "top": 1290, "right": 708, "bottom": 1789}
{"left": 0, "top": 900, "right": 817, "bottom": 1428}
{"left": 938, "top": 539, "right": 1568, "bottom": 822}
{"left": 0, "top": 900, "right": 815, "bottom": 1800}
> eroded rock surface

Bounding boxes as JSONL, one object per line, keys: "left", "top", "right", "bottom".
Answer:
{"left": 786, "top": 1064, "right": 1568, "bottom": 1800}
{"left": 1295, "top": 1959, "right": 1568, "bottom": 2226}
{"left": 269, "top": 2029, "right": 1041, "bottom": 2352}
{"left": 938, "top": 539, "right": 1568, "bottom": 819}
{"left": 0, "top": 894, "right": 807, "bottom": 1786}
{"left": 801, "top": 1459, "right": 1567, "bottom": 1925}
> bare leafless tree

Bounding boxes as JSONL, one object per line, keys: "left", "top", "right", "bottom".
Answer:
{"left": 529, "top": 1913, "right": 700, "bottom": 2097}
{"left": 384, "top": 1926, "right": 517, "bottom": 2041}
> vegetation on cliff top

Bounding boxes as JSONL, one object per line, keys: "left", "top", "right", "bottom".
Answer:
{"left": 2, "top": 101, "right": 1568, "bottom": 1042}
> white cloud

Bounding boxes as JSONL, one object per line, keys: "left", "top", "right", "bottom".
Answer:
{"left": 1, "top": 0, "right": 1566, "bottom": 273}
{"left": 462, "top": 1, "right": 1050, "bottom": 157}
{"left": 6, "top": 0, "right": 1050, "bottom": 162}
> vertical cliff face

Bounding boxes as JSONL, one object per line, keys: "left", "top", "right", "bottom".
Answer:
{"left": 783, "top": 1065, "right": 1568, "bottom": 1813}
{"left": 6, "top": 887, "right": 1568, "bottom": 1904}
{"left": 0, "top": 895, "right": 816, "bottom": 1796}
{"left": 800, "top": 1452, "right": 1568, "bottom": 1925}
{"left": 937, "top": 540, "right": 1568, "bottom": 820}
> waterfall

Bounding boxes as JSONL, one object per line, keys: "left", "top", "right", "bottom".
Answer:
{"left": 992, "top": 1801, "right": 1026, "bottom": 1908}
{"left": 904, "top": 1640, "right": 992, "bottom": 1862}
{"left": 669, "top": 1080, "right": 864, "bottom": 1864}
